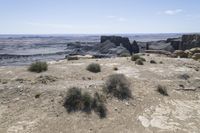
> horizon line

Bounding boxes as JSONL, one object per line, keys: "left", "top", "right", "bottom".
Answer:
{"left": 0, "top": 32, "right": 200, "bottom": 36}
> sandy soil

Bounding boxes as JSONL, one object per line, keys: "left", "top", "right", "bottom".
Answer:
{"left": 0, "top": 54, "right": 200, "bottom": 133}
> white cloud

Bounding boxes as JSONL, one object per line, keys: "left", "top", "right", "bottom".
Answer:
{"left": 164, "top": 9, "right": 183, "bottom": 15}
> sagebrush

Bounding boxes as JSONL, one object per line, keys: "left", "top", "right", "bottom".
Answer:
{"left": 28, "top": 61, "right": 48, "bottom": 73}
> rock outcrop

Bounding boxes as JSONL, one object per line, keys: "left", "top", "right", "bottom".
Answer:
{"left": 173, "top": 47, "right": 200, "bottom": 60}
{"left": 132, "top": 41, "right": 139, "bottom": 53}
{"left": 169, "top": 34, "right": 200, "bottom": 51}
{"left": 93, "top": 40, "right": 116, "bottom": 54}
{"left": 100, "top": 36, "right": 139, "bottom": 55}
{"left": 173, "top": 50, "right": 188, "bottom": 58}
{"left": 192, "top": 53, "right": 200, "bottom": 61}
{"left": 181, "top": 34, "right": 200, "bottom": 50}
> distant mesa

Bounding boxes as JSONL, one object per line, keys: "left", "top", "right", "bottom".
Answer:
{"left": 100, "top": 36, "right": 139, "bottom": 55}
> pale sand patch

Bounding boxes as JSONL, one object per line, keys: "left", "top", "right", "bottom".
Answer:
{"left": 68, "top": 63, "right": 85, "bottom": 66}
{"left": 104, "top": 63, "right": 119, "bottom": 67}
{"left": 7, "top": 120, "right": 38, "bottom": 133}
{"left": 0, "top": 105, "right": 7, "bottom": 119}
{"left": 116, "top": 66, "right": 140, "bottom": 78}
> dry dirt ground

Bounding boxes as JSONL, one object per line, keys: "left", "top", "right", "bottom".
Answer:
{"left": 0, "top": 54, "right": 200, "bottom": 133}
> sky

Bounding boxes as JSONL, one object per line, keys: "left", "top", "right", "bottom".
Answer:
{"left": 0, "top": 0, "right": 200, "bottom": 34}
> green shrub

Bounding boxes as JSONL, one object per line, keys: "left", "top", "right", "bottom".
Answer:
{"left": 82, "top": 92, "right": 93, "bottom": 113}
{"left": 131, "top": 55, "right": 141, "bottom": 61}
{"left": 157, "top": 85, "right": 168, "bottom": 96}
{"left": 28, "top": 61, "right": 48, "bottom": 73}
{"left": 95, "top": 103, "right": 107, "bottom": 118}
{"left": 92, "top": 92, "right": 107, "bottom": 118}
{"left": 104, "top": 74, "right": 132, "bottom": 100}
{"left": 64, "top": 87, "right": 83, "bottom": 112}
{"left": 64, "top": 88, "right": 107, "bottom": 118}
{"left": 135, "top": 59, "right": 144, "bottom": 65}
{"left": 87, "top": 63, "right": 101, "bottom": 73}
{"left": 150, "top": 60, "right": 157, "bottom": 64}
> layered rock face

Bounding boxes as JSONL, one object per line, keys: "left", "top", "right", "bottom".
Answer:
{"left": 100, "top": 36, "right": 139, "bottom": 55}
{"left": 169, "top": 34, "right": 200, "bottom": 51}
{"left": 181, "top": 34, "right": 200, "bottom": 50}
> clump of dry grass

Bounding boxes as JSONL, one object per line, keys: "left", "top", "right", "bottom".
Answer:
{"left": 104, "top": 74, "right": 132, "bottom": 100}
{"left": 64, "top": 87, "right": 107, "bottom": 118}
{"left": 87, "top": 63, "right": 101, "bottom": 73}
{"left": 28, "top": 61, "right": 48, "bottom": 73}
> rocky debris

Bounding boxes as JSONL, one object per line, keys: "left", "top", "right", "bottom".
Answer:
{"left": 189, "top": 47, "right": 200, "bottom": 55}
{"left": 192, "top": 53, "right": 200, "bottom": 60}
{"left": 173, "top": 47, "right": 200, "bottom": 60}
{"left": 173, "top": 50, "right": 188, "bottom": 58}
{"left": 35, "top": 75, "right": 58, "bottom": 84}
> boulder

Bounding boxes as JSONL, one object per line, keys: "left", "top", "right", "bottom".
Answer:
{"left": 173, "top": 50, "right": 188, "bottom": 58}
{"left": 189, "top": 47, "right": 200, "bottom": 55}
{"left": 192, "top": 53, "right": 200, "bottom": 60}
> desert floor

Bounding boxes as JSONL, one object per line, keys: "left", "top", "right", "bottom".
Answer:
{"left": 0, "top": 54, "right": 200, "bottom": 133}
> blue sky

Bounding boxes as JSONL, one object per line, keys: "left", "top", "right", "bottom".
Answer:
{"left": 0, "top": 0, "right": 200, "bottom": 34}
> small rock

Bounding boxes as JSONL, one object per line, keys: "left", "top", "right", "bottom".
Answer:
{"left": 179, "top": 84, "right": 185, "bottom": 88}
{"left": 125, "top": 102, "right": 130, "bottom": 106}
{"left": 13, "top": 97, "right": 20, "bottom": 101}
{"left": 114, "top": 107, "right": 118, "bottom": 111}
